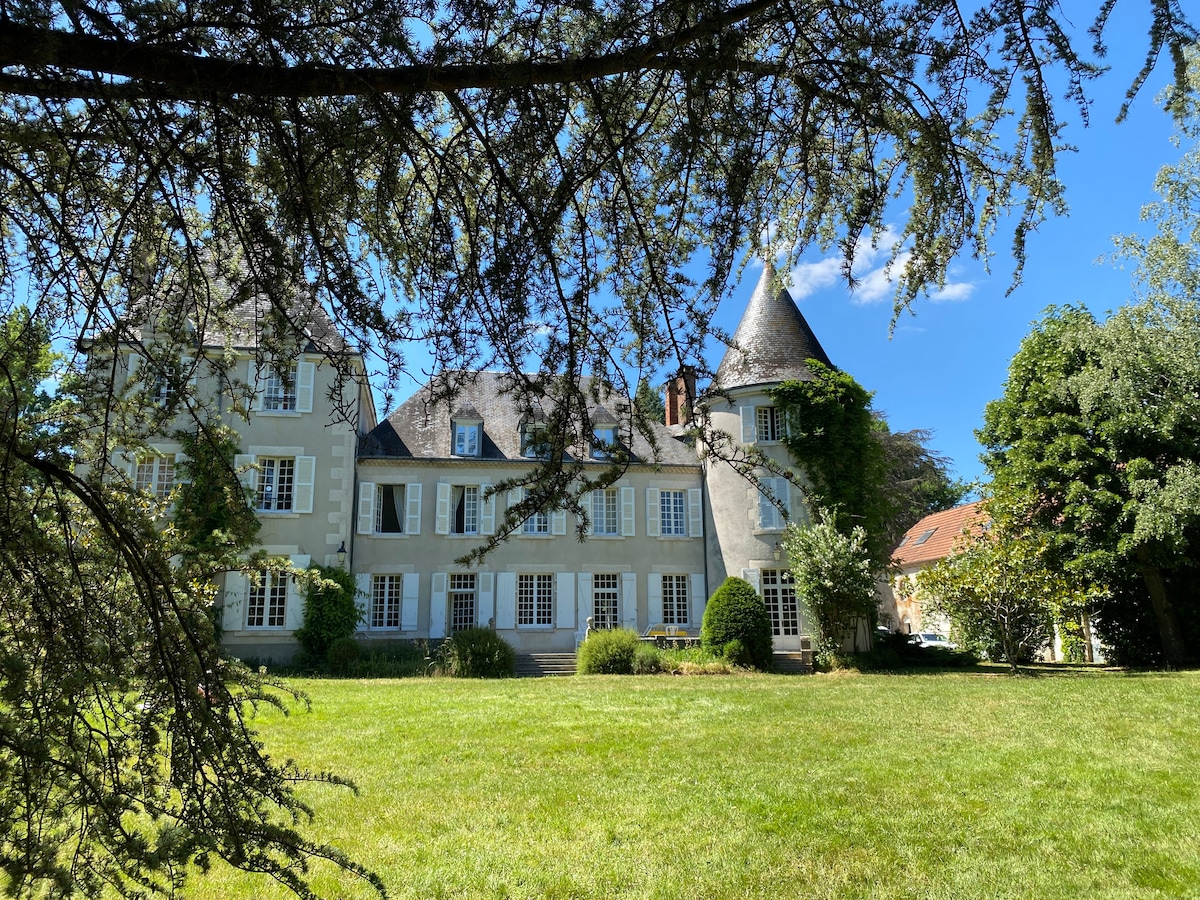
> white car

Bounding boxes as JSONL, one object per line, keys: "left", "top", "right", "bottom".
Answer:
{"left": 913, "top": 632, "right": 957, "bottom": 650}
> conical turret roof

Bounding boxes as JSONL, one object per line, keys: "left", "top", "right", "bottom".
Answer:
{"left": 714, "top": 263, "right": 834, "bottom": 389}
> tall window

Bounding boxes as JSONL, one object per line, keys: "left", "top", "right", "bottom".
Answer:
{"left": 135, "top": 454, "right": 175, "bottom": 499}
{"left": 263, "top": 365, "right": 298, "bottom": 412}
{"left": 592, "top": 488, "right": 619, "bottom": 535}
{"left": 152, "top": 376, "right": 176, "bottom": 407}
{"left": 592, "top": 574, "right": 620, "bottom": 630}
{"left": 256, "top": 457, "right": 295, "bottom": 512}
{"left": 662, "top": 574, "right": 688, "bottom": 625}
{"left": 756, "top": 406, "right": 782, "bottom": 442}
{"left": 374, "top": 484, "right": 406, "bottom": 533}
{"left": 247, "top": 574, "right": 288, "bottom": 628}
{"left": 449, "top": 573, "right": 476, "bottom": 632}
{"left": 660, "top": 490, "right": 687, "bottom": 536}
{"left": 371, "top": 575, "right": 403, "bottom": 629}
{"left": 762, "top": 569, "right": 799, "bottom": 637}
{"left": 453, "top": 421, "right": 481, "bottom": 456}
{"left": 453, "top": 485, "right": 479, "bottom": 534}
{"left": 517, "top": 574, "right": 554, "bottom": 626}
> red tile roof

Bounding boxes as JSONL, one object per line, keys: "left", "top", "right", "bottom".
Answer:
{"left": 891, "top": 500, "right": 988, "bottom": 568}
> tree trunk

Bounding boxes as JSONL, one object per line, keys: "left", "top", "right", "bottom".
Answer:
{"left": 1136, "top": 551, "right": 1190, "bottom": 666}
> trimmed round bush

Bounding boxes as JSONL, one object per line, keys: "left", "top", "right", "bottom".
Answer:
{"left": 444, "top": 627, "right": 515, "bottom": 678}
{"left": 701, "top": 577, "right": 774, "bottom": 670}
{"left": 576, "top": 628, "right": 641, "bottom": 674}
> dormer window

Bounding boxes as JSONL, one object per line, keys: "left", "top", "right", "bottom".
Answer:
{"left": 453, "top": 421, "right": 481, "bottom": 457}
{"left": 591, "top": 426, "right": 617, "bottom": 459}
{"left": 521, "top": 422, "right": 550, "bottom": 459}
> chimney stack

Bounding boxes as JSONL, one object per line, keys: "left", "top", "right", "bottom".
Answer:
{"left": 664, "top": 367, "right": 696, "bottom": 427}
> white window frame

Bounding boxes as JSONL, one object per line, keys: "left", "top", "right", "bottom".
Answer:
{"left": 358, "top": 481, "right": 422, "bottom": 535}
{"left": 591, "top": 488, "right": 619, "bottom": 536}
{"left": 762, "top": 568, "right": 799, "bottom": 637}
{"left": 134, "top": 453, "right": 176, "bottom": 499}
{"left": 449, "top": 573, "right": 477, "bottom": 632}
{"left": 591, "top": 425, "right": 617, "bottom": 459}
{"left": 591, "top": 573, "right": 620, "bottom": 630}
{"left": 454, "top": 485, "right": 480, "bottom": 535}
{"left": 371, "top": 574, "right": 404, "bottom": 630}
{"left": 757, "top": 476, "right": 789, "bottom": 531}
{"left": 249, "top": 359, "right": 315, "bottom": 415}
{"left": 235, "top": 452, "right": 316, "bottom": 515}
{"left": 256, "top": 457, "right": 296, "bottom": 512}
{"left": 246, "top": 573, "right": 289, "bottom": 629}
{"left": 521, "top": 422, "right": 550, "bottom": 459}
{"left": 660, "top": 489, "right": 687, "bottom": 536}
{"left": 661, "top": 574, "right": 689, "bottom": 626}
{"left": 517, "top": 573, "right": 554, "bottom": 627}
{"left": 756, "top": 406, "right": 783, "bottom": 442}
{"left": 453, "top": 421, "right": 481, "bottom": 457}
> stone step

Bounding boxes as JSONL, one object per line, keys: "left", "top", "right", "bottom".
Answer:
{"left": 772, "top": 651, "right": 813, "bottom": 674}
{"left": 515, "top": 652, "right": 577, "bottom": 677}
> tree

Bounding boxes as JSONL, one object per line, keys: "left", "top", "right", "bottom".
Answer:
{"left": 782, "top": 510, "right": 876, "bottom": 660}
{"left": 0, "top": 2, "right": 1196, "bottom": 894}
{"left": 0, "top": 313, "right": 384, "bottom": 896}
{"left": 981, "top": 53, "right": 1200, "bottom": 669}
{"left": 773, "top": 361, "right": 965, "bottom": 571}
{"left": 634, "top": 377, "right": 666, "bottom": 424}
{"left": 917, "top": 532, "right": 1068, "bottom": 672}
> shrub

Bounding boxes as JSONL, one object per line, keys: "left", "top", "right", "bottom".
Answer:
{"left": 443, "top": 628, "right": 515, "bottom": 678}
{"left": 577, "top": 628, "right": 641, "bottom": 674}
{"left": 721, "top": 638, "right": 749, "bottom": 666}
{"left": 700, "top": 577, "right": 773, "bottom": 670}
{"left": 326, "top": 636, "right": 361, "bottom": 674}
{"left": 294, "top": 565, "right": 362, "bottom": 662}
{"left": 632, "top": 643, "right": 663, "bottom": 674}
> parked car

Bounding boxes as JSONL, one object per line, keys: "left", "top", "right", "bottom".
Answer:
{"left": 913, "top": 632, "right": 956, "bottom": 650}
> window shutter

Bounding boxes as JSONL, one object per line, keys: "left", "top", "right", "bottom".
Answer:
{"left": 292, "top": 456, "right": 316, "bottom": 513}
{"left": 247, "top": 360, "right": 262, "bottom": 411}
{"left": 690, "top": 574, "right": 707, "bottom": 627}
{"left": 477, "top": 573, "right": 495, "bottom": 628}
{"left": 577, "top": 573, "right": 592, "bottom": 628}
{"left": 648, "top": 574, "right": 664, "bottom": 626}
{"left": 435, "top": 483, "right": 451, "bottom": 534}
{"left": 645, "top": 487, "right": 660, "bottom": 538}
{"left": 113, "top": 450, "right": 135, "bottom": 482}
{"left": 401, "top": 573, "right": 419, "bottom": 631}
{"left": 758, "top": 483, "right": 777, "bottom": 530}
{"left": 429, "top": 573, "right": 447, "bottom": 638}
{"left": 621, "top": 572, "right": 638, "bottom": 630}
{"left": 406, "top": 483, "right": 422, "bottom": 535}
{"left": 688, "top": 488, "right": 703, "bottom": 537}
{"left": 355, "top": 574, "right": 372, "bottom": 632}
{"left": 357, "top": 482, "right": 376, "bottom": 535}
{"left": 173, "top": 452, "right": 191, "bottom": 486}
{"left": 741, "top": 568, "right": 761, "bottom": 595}
{"left": 583, "top": 491, "right": 594, "bottom": 537}
{"left": 222, "top": 571, "right": 247, "bottom": 632}
{"left": 479, "top": 484, "right": 495, "bottom": 535}
{"left": 741, "top": 405, "right": 756, "bottom": 443}
{"left": 285, "top": 554, "right": 310, "bottom": 631}
{"left": 621, "top": 486, "right": 635, "bottom": 536}
{"left": 233, "top": 454, "right": 257, "bottom": 495}
{"left": 495, "top": 573, "right": 517, "bottom": 629}
{"left": 556, "top": 573, "right": 575, "bottom": 629}
{"left": 296, "top": 361, "right": 316, "bottom": 413}
{"left": 182, "top": 355, "right": 198, "bottom": 390}
{"left": 552, "top": 509, "right": 567, "bottom": 536}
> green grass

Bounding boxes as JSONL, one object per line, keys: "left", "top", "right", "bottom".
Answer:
{"left": 187, "top": 668, "right": 1200, "bottom": 899}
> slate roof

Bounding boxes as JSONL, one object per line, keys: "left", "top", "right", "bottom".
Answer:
{"left": 891, "top": 500, "right": 988, "bottom": 568}
{"left": 360, "top": 372, "right": 699, "bottom": 466}
{"left": 714, "top": 263, "right": 834, "bottom": 390}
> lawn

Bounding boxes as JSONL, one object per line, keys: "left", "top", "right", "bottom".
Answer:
{"left": 187, "top": 669, "right": 1200, "bottom": 900}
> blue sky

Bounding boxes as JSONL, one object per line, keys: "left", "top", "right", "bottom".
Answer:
{"left": 706, "top": 4, "right": 1188, "bottom": 487}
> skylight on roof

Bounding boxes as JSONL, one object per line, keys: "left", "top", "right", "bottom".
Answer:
{"left": 914, "top": 529, "right": 936, "bottom": 545}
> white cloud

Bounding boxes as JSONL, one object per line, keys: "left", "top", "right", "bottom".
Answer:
{"left": 787, "top": 257, "right": 842, "bottom": 299}
{"left": 851, "top": 250, "right": 911, "bottom": 305}
{"left": 931, "top": 282, "right": 975, "bottom": 302}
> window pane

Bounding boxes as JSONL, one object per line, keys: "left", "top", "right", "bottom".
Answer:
{"left": 592, "top": 574, "right": 619, "bottom": 629}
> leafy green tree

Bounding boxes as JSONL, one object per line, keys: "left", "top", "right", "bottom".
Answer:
{"left": 773, "top": 361, "right": 965, "bottom": 571}
{"left": 782, "top": 510, "right": 876, "bottom": 660}
{"left": 172, "top": 423, "right": 262, "bottom": 570}
{"left": 634, "top": 377, "right": 666, "bottom": 424}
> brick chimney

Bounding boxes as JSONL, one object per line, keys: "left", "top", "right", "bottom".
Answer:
{"left": 664, "top": 367, "right": 696, "bottom": 427}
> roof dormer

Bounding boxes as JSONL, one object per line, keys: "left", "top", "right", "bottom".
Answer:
{"left": 451, "top": 402, "right": 483, "bottom": 457}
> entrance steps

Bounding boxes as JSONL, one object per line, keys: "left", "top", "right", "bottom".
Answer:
{"left": 515, "top": 652, "right": 577, "bottom": 678}
{"left": 772, "top": 650, "right": 813, "bottom": 674}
